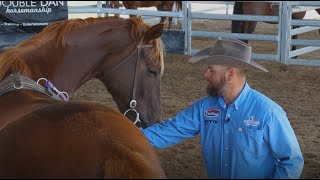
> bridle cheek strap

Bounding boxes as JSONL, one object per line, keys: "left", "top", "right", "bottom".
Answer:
{"left": 123, "top": 41, "right": 153, "bottom": 126}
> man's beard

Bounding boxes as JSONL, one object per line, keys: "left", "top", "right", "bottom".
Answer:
{"left": 206, "top": 77, "right": 227, "bottom": 98}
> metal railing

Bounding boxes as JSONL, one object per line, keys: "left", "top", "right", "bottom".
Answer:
{"left": 66, "top": 1, "right": 320, "bottom": 66}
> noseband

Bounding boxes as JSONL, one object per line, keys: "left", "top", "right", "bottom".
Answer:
{"left": 107, "top": 40, "right": 153, "bottom": 126}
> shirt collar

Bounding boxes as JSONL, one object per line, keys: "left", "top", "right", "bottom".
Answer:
{"left": 217, "top": 81, "right": 251, "bottom": 110}
{"left": 233, "top": 81, "right": 251, "bottom": 109}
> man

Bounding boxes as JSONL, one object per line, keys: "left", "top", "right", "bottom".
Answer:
{"left": 140, "top": 38, "right": 304, "bottom": 179}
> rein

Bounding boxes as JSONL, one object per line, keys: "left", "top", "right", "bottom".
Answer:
{"left": 0, "top": 73, "right": 68, "bottom": 101}
{"left": 106, "top": 39, "right": 153, "bottom": 126}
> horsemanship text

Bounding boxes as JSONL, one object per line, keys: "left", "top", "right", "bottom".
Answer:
{"left": 0, "top": 1, "right": 64, "bottom": 14}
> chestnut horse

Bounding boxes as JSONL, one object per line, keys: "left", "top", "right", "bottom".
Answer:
{"left": 109, "top": 1, "right": 182, "bottom": 29}
{"left": 231, "top": 2, "right": 320, "bottom": 51}
{"left": 0, "top": 16, "right": 166, "bottom": 178}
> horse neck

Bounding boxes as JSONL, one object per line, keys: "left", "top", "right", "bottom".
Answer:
{"left": 0, "top": 44, "right": 64, "bottom": 121}
{"left": 52, "top": 46, "right": 105, "bottom": 95}
{"left": 14, "top": 40, "right": 98, "bottom": 96}
{"left": 7, "top": 43, "right": 63, "bottom": 85}
{"left": 55, "top": 22, "right": 133, "bottom": 95}
{"left": 27, "top": 43, "right": 85, "bottom": 95}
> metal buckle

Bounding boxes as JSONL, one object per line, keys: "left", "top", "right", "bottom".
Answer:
{"left": 130, "top": 100, "right": 137, "bottom": 108}
{"left": 13, "top": 82, "right": 23, "bottom": 89}
{"left": 124, "top": 108, "right": 141, "bottom": 125}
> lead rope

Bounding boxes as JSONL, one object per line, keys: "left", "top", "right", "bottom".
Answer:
{"left": 0, "top": 73, "right": 67, "bottom": 101}
{"left": 36, "top": 78, "right": 69, "bottom": 101}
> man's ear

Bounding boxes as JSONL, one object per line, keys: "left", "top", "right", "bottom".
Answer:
{"left": 226, "top": 67, "right": 235, "bottom": 81}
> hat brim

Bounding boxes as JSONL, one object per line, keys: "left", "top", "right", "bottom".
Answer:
{"left": 188, "top": 47, "right": 268, "bottom": 72}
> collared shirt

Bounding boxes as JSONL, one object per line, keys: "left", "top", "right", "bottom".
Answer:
{"left": 140, "top": 82, "right": 304, "bottom": 179}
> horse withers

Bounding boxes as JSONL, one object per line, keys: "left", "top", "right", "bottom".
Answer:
{"left": 231, "top": 2, "right": 320, "bottom": 51}
{"left": 0, "top": 16, "right": 166, "bottom": 178}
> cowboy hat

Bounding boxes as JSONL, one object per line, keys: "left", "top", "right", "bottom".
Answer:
{"left": 188, "top": 38, "right": 268, "bottom": 72}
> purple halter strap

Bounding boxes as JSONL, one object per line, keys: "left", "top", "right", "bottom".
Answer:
{"left": 39, "top": 79, "right": 69, "bottom": 101}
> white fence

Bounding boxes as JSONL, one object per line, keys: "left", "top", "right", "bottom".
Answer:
{"left": 67, "top": 1, "right": 320, "bottom": 66}
{"left": 280, "top": 1, "right": 320, "bottom": 66}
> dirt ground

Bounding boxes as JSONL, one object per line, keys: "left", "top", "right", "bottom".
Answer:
{"left": 71, "top": 19, "right": 320, "bottom": 179}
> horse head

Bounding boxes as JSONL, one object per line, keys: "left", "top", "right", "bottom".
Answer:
{"left": 60, "top": 17, "right": 165, "bottom": 128}
{"left": 94, "top": 17, "right": 165, "bottom": 128}
{"left": 0, "top": 16, "right": 165, "bottom": 128}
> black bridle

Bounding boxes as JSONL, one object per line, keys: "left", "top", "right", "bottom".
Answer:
{"left": 106, "top": 40, "right": 153, "bottom": 126}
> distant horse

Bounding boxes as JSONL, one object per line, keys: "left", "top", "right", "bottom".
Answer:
{"left": 109, "top": 1, "right": 182, "bottom": 29}
{"left": 108, "top": 0, "right": 122, "bottom": 17}
{"left": 0, "top": 16, "right": 166, "bottom": 178}
{"left": 231, "top": 2, "right": 320, "bottom": 51}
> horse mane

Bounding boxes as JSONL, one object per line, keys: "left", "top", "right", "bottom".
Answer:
{"left": 0, "top": 16, "right": 164, "bottom": 80}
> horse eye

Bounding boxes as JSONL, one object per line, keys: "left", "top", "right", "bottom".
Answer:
{"left": 148, "top": 69, "right": 158, "bottom": 75}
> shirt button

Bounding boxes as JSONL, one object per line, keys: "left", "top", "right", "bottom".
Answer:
{"left": 226, "top": 131, "right": 229, "bottom": 134}
{"left": 225, "top": 163, "right": 228, "bottom": 166}
{"left": 226, "top": 147, "right": 229, "bottom": 150}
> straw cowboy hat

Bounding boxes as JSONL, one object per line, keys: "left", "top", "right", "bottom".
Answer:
{"left": 188, "top": 38, "right": 268, "bottom": 72}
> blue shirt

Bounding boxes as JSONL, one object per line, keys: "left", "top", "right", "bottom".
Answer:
{"left": 140, "top": 82, "right": 304, "bottom": 179}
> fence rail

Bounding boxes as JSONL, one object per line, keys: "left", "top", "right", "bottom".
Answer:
{"left": 5, "top": 1, "right": 316, "bottom": 67}
{"left": 66, "top": 1, "right": 320, "bottom": 66}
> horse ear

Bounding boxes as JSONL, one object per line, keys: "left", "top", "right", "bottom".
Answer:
{"left": 143, "top": 23, "right": 164, "bottom": 42}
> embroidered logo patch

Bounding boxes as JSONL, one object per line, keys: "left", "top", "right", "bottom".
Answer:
{"left": 243, "top": 116, "right": 260, "bottom": 126}
{"left": 205, "top": 108, "right": 221, "bottom": 117}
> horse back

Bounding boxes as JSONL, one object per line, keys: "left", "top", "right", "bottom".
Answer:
{"left": 0, "top": 101, "right": 165, "bottom": 178}
{"left": 241, "top": 2, "right": 306, "bottom": 19}
{"left": 123, "top": 1, "right": 162, "bottom": 9}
